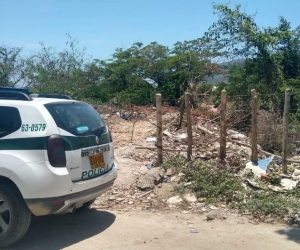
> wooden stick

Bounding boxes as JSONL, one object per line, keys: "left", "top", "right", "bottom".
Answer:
{"left": 282, "top": 89, "right": 290, "bottom": 173}
{"left": 227, "top": 138, "right": 300, "bottom": 163}
{"left": 138, "top": 191, "right": 153, "bottom": 199}
{"left": 220, "top": 89, "right": 227, "bottom": 159}
{"left": 135, "top": 146, "right": 183, "bottom": 152}
{"left": 156, "top": 94, "right": 163, "bottom": 164}
{"left": 197, "top": 125, "right": 214, "bottom": 135}
{"left": 178, "top": 97, "right": 185, "bottom": 128}
{"left": 130, "top": 120, "right": 138, "bottom": 143}
{"left": 185, "top": 92, "right": 193, "bottom": 161}
{"left": 251, "top": 89, "right": 258, "bottom": 162}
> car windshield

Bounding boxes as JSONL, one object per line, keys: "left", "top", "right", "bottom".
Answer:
{"left": 45, "top": 102, "right": 105, "bottom": 136}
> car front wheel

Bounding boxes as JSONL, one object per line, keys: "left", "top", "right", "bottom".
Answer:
{"left": 0, "top": 182, "right": 31, "bottom": 248}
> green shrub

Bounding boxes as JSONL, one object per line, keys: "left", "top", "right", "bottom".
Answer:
{"left": 189, "top": 163, "right": 243, "bottom": 203}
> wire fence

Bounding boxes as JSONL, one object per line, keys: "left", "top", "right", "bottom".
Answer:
{"left": 86, "top": 89, "right": 299, "bottom": 166}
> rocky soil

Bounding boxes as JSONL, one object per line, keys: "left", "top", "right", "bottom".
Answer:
{"left": 92, "top": 107, "right": 255, "bottom": 219}
{"left": 92, "top": 106, "right": 300, "bottom": 222}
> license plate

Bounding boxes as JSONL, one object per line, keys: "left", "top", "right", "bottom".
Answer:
{"left": 89, "top": 153, "right": 105, "bottom": 169}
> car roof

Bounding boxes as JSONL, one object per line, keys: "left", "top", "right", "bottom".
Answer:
{"left": 31, "top": 98, "right": 78, "bottom": 104}
{"left": 0, "top": 97, "right": 80, "bottom": 106}
{"left": 0, "top": 90, "right": 73, "bottom": 102}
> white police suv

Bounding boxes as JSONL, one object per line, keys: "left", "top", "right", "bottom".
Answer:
{"left": 0, "top": 88, "right": 118, "bottom": 247}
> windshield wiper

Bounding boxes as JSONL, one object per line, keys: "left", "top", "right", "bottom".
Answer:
{"left": 92, "top": 126, "right": 106, "bottom": 137}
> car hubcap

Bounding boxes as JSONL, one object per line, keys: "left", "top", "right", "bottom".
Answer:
{"left": 0, "top": 197, "right": 10, "bottom": 236}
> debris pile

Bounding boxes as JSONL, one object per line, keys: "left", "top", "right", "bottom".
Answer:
{"left": 93, "top": 105, "right": 300, "bottom": 220}
{"left": 145, "top": 121, "right": 254, "bottom": 167}
{"left": 243, "top": 156, "right": 300, "bottom": 191}
{"left": 93, "top": 162, "right": 230, "bottom": 217}
{"left": 99, "top": 104, "right": 255, "bottom": 166}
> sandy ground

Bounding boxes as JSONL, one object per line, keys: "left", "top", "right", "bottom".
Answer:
{"left": 7, "top": 210, "right": 300, "bottom": 250}
{"left": 5, "top": 114, "right": 300, "bottom": 249}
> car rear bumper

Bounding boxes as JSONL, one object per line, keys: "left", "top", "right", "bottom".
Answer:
{"left": 10, "top": 156, "right": 118, "bottom": 198}
{"left": 25, "top": 179, "right": 115, "bottom": 216}
{"left": 11, "top": 157, "right": 118, "bottom": 216}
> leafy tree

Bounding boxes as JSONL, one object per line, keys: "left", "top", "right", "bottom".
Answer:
{"left": 207, "top": 4, "right": 300, "bottom": 111}
{"left": 24, "top": 34, "right": 88, "bottom": 99}
{"left": 89, "top": 39, "right": 222, "bottom": 106}
{"left": 0, "top": 46, "right": 25, "bottom": 86}
{"left": 91, "top": 42, "right": 169, "bottom": 105}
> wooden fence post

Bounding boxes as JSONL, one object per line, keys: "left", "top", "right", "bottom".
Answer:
{"left": 220, "top": 89, "right": 227, "bottom": 160}
{"left": 282, "top": 89, "right": 291, "bottom": 174}
{"left": 251, "top": 89, "right": 258, "bottom": 162}
{"left": 185, "top": 93, "right": 192, "bottom": 161}
{"left": 178, "top": 98, "right": 185, "bottom": 128}
{"left": 156, "top": 94, "right": 163, "bottom": 165}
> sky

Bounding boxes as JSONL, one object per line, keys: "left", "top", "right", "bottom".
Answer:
{"left": 1, "top": 0, "right": 300, "bottom": 61}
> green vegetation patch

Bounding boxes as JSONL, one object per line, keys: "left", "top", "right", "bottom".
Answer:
{"left": 163, "top": 156, "right": 300, "bottom": 223}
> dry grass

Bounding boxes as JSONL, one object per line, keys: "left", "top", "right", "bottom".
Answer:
{"left": 257, "top": 110, "right": 283, "bottom": 153}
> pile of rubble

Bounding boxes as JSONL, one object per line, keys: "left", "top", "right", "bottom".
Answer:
{"left": 94, "top": 105, "right": 300, "bottom": 218}
{"left": 93, "top": 166, "right": 230, "bottom": 220}
{"left": 99, "top": 104, "right": 255, "bottom": 166}
{"left": 139, "top": 115, "right": 255, "bottom": 165}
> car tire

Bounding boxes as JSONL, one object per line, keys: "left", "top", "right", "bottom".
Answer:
{"left": 0, "top": 182, "right": 31, "bottom": 248}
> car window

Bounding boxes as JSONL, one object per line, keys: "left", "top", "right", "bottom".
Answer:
{"left": 0, "top": 106, "right": 22, "bottom": 138}
{"left": 44, "top": 102, "right": 105, "bottom": 136}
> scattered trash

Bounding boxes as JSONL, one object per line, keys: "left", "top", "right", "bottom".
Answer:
{"left": 227, "top": 130, "right": 247, "bottom": 139}
{"left": 268, "top": 185, "right": 284, "bottom": 192}
{"left": 147, "top": 163, "right": 152, "bottom": 170}
{"left": 122, "top": 156, "right": 130, "bottom": 158}
{"left": 167, "top": 196, "right": 183, "bottom": 205}
{"left": 229, "top": 133, "right": 247, "bottom": 140}
{"left": 146, "top": 137, "right": 157, "bottom": 142}
{"left": 176, "top": 133, "right": 188, "bottom": 139}
{"left": 281, "top": 173, "right": 292, "bottom": 179}
{"left": 292, "top": 169, "right": 300, "bottom": 181}
{"left": 244, "top": 161, "right": 266, "bottom": 178}
{"left": 181, "top": 211, "right": 190, "bottom": 214}
{"left": 227, "top": 130, "right": 238, "bottom": 135}
{"left": 163, "top": 176, "right": 170, "bottom": 182}
{"left": 163, "top": 130, "right": 172, "bottom": 138}
{"left": 190, "top": 229, "right": 199, "bottom": 233}
{"left": 195, "top": 156, "right": 208, "bottom": 161}
{"left": 261, "top": 173, "right": 271, "bottom": 182}
{"left": 201, "top": 207, "right": 208, "bottom": 212}
{"left": 273, "top": 157, "right": 283, "bottom": 165}
{"left": 183, "top": 193, "right": 197, "bottom": 203}
{"left": 246, "top": 179, "right": 263, "bottom": 189}
{"left": 120, "top": 114, "right": 130, "bottom": 120}
{"left": 280, "top": 179, "right": 299, "bottom": 190}
{"left": 256, "top": 157, "right": 273, "bottom": 171}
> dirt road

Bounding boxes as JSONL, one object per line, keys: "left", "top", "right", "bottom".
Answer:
{"left": 7, "top": 209, "right": 300, "bottom": 250}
